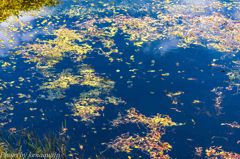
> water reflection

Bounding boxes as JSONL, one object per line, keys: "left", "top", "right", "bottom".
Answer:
{"left": 0, "top": 0, "right": 58, "bottom": 22}
{"left": 0, "top": 0, "right": 58, "bottom": 56}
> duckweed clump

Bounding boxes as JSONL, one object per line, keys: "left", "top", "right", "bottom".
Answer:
{"left": 109, "top": 108, "right": 176, "bottom": 159}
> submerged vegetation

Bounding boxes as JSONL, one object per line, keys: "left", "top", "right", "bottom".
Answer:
{"left": 0, "top": 130, "right": 67, "bottom": 159}
{"left": 72, "top": 66, "right": 124, "bottom": 121}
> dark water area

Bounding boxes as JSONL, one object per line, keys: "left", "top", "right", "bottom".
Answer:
{"left": 0, "top": 0, "right": 240, "bottom": 158}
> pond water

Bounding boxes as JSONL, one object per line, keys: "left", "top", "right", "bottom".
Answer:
{"left": 0, "top": 0, "right": 240, "bottom": 158}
